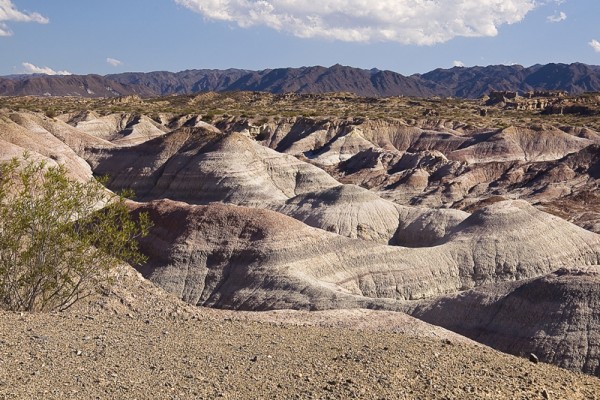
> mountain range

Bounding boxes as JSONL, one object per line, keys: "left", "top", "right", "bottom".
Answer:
{"left": 2, "top": 62, "right": 600, "bottom": 99}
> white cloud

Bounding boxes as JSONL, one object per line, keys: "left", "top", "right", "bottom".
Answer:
{"left": 21, "top": 62, "right": 71, "bottom": 76}
{"left": 176, "top": 0, "right": 537, "bottom": 45}
{"left": 453, "top": 60, "right": 465, "bottom": 67}
{"left": 547, "top": 11, "right": 566, "bottom": 22}
{"left": 106, "top": 57, "right": 123, "bottom": 67}
{"left": 0, "top": 0, "right": 48, "bottom": 37}
{"left": 590, "top": 39, "right": 600, "bottom": 53}
{"left": 0, "top": 22, "right": 11, "bottom": 36}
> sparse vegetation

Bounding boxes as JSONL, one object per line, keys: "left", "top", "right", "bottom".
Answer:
{"left": 201, "top": 111, "right": 216, "bottom": 122}
{"left": 44, "top": 108, "right": 58, "bottom": 119}
{"left": 0, "top": 156, "right": 151, "bottom": 312}
{"left": 2, "top": 91, "right": 600, "bottom": 131}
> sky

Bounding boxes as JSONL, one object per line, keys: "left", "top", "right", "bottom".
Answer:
{"left": 1, "top": 0, "right": 599, "bottom": 76}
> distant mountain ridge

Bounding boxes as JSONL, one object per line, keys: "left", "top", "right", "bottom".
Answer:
{"left": 1, "top": 62, "right": 599, "bottom": 98}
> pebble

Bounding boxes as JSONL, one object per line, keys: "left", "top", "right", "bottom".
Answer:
{"left": 529, "top": 353, "right": 539, "bottom": 364}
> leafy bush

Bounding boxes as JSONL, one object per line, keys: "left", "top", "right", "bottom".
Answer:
{"left": 0, "top": 156, "right": 151, "bottom": 312}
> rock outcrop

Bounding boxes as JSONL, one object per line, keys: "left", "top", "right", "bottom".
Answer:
{"left": 278, "top": 184, "right": 468, "bottom": 245}
{"left": 88, "top": 128, "right": 340, "bottom": 207}
{"left": 130, "top": 199, "right": 395, "bottom": 310}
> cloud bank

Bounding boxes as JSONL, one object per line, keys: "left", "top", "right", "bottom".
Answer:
{"left": 590, "top": 39, "right": 600, "bottom": 53}
{"left": 22, "top": 62, "right": 71, "bottom": 76}
{"left": 0, "top": 0, "right": 48, "bottom": 37}
{"left": 176, "top": 0, "right": 537, "bottom": 45}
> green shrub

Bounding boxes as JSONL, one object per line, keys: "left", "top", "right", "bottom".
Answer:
{"left": 45, "top": 109, "right": 58, "bottom": 119}
{"left": 0, "top": 156, "right": 151, "bottom": 312}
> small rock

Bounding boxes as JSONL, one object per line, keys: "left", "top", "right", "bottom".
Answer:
{"left": 529, "top": 353, "right": 539, "bottom": 364}
{"left": 541, "top": 389, "right": 550, "bottom": 399}
{"left": 250, "top": 356, "right": 258, "bottom": 362}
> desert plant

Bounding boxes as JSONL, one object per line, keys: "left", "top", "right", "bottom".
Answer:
{"left": 201, "top": 111, "right": 216, "bottom": 122}
{"left": 0, "top": 156, "right": 151, "bottom": 312}
{"left": 44, "top": 108, "right": 58, "bottom": 119}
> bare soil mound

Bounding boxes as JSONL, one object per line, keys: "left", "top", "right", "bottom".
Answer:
{"left": 88, "top": 126, "right": 467, "bottom": 246}
{"left": 0, "top": 111, "right": 103, "bottom": 182}
{"left": 129, "top": 199, "right": 600, "bottom": 310}
{"left": 88, "top": 129, "right": 339, "bottom": 207}
{"left": 406, "top": 266, "right": 600, "bottom": 377}
{"left": 67, "top": 112, "right": 168, "bottom": 145}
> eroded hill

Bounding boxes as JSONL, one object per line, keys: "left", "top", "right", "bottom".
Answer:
{"left": 1, "top": 92, "right": 600, "bottom": 383}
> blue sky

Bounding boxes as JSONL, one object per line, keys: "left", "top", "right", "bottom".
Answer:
{"left": 1, "top": 0, "right": 599, "bottom": 76}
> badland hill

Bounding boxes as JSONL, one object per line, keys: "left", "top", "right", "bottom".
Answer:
{"left": 0, "top": 91, "right": 599, "bottom": 397}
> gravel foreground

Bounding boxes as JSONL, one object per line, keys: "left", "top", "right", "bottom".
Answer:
{"left": 0, "top": 267, "right": 598, "bottom": 400}
{"left": 1, "top": 311, "right": 599, "bottom": 400}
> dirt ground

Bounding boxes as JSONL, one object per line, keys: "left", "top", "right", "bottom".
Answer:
{"left": 0, "top": 266, "right": 598, "bottom": 400}
{"left": 1, "top": 311, "right": 599, "bottom": 399}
